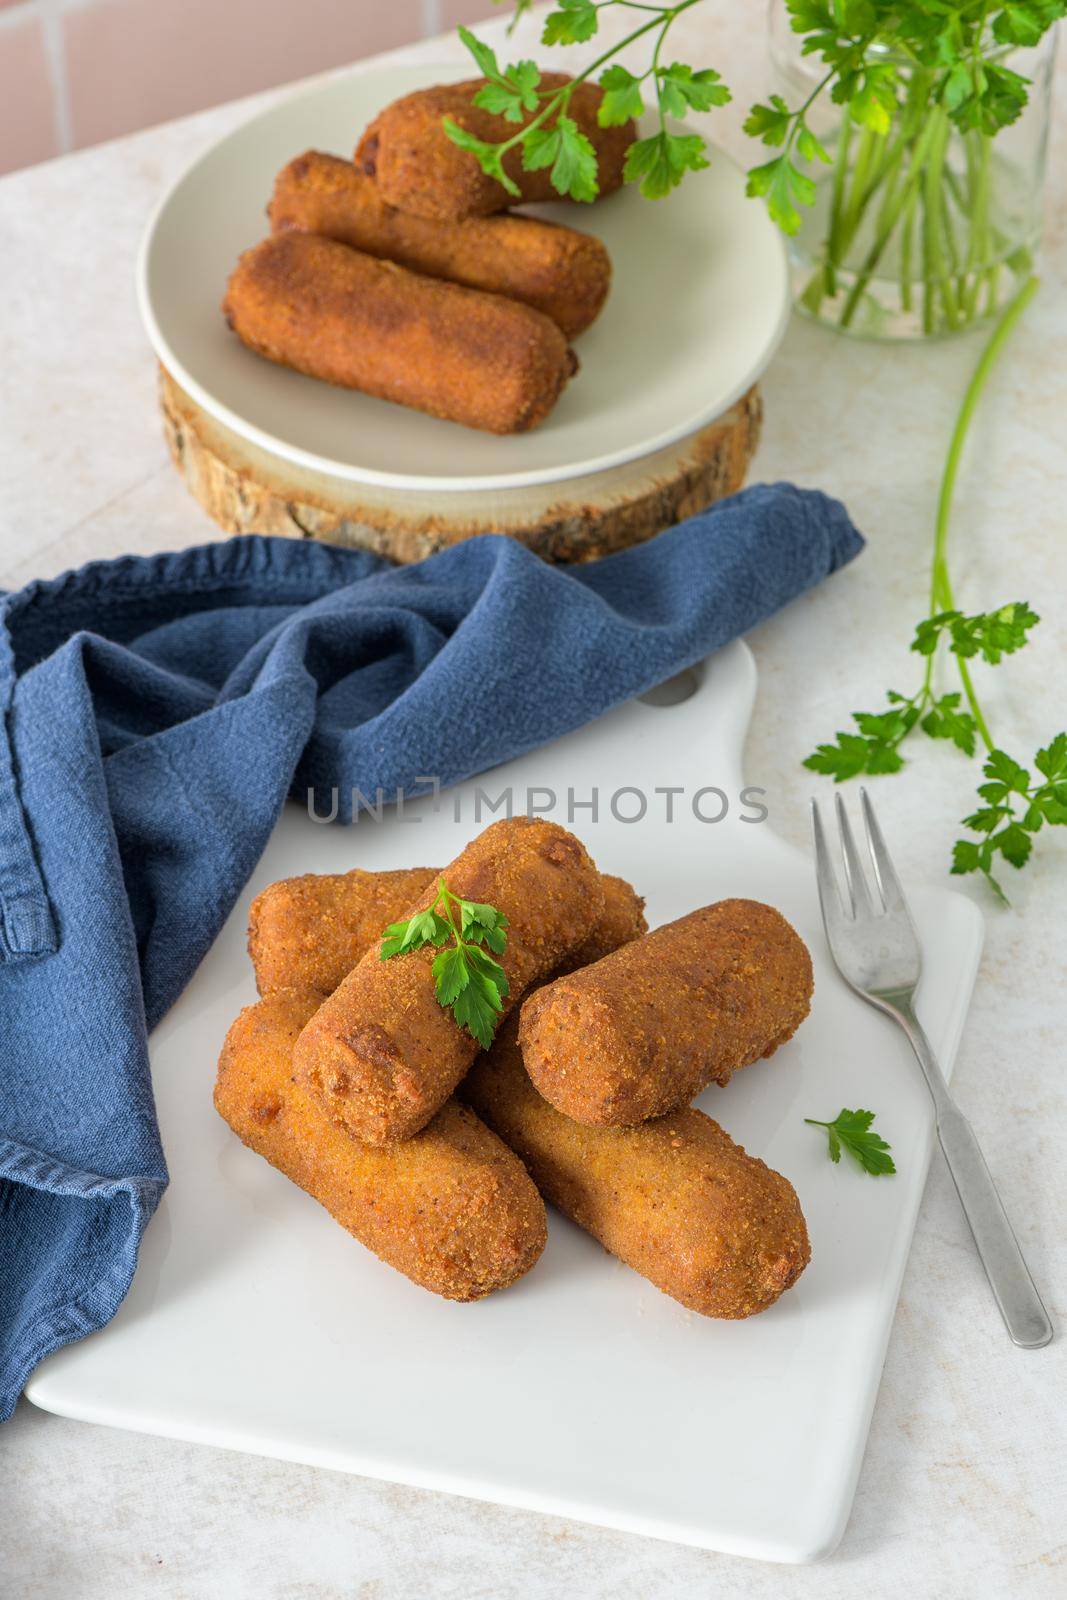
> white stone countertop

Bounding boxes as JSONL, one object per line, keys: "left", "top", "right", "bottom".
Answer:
{"left": 1, "top": 5, "right": 1064, "bottom": 1597}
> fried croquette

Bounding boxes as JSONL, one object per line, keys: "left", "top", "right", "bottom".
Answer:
{"left": 248, "top": 866, "right": 645, "bottom": 999}
{"left": 269, "top": 152, "right": 612, "bottom": 338}
{"left": 356, "top": 75, "right": 636, "bottom": 223}
{"left": 463, "top": 1015, "right": 810, "bottom": 1318}
{"left": 248, "top": 866, "right": 437, "bottom": 998}
{"left": 215, "top": 990, "right": 546, "bottom": 1300}
{"left": 294, "top": 817, "right": 605, "bottom": 1146}
{"left": 222, "top": 233, "right": 577, "bottom": 434}
{"left": 560, "top": 873, "right": 648, "bottom": 970}
{"left": 519, "top": 899, "right": 814, "bottom": 1126}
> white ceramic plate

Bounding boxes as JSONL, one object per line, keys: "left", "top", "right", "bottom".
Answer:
{"left": 137, "top": 63, "right": 790, "bottom": 492}
{"left": 27, "top": 643, "right": 983, "bottom": 1562}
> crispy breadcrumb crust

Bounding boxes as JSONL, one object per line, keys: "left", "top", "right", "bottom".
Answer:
{"left": 293, "top": 818, "right": 604, "bottom": 1146}
{"left": 215, "top": 990, "right": 546, "bottom": 1300}
{"left": 249, "top": 869, "right": 643, "bottom": 999}
{"left": 269, "top": 152, "right": 611, "bottom": 338}
{"left": 519, "top": 899, "right": 814, "bottom": 1125}
{"left": 222, "top": 232, "right": 577, "bottom": 435}
{"left": 356, "top": 75, "right": 635, "bottom": 223}
{"left": 463, "top": 1014, "right": 810, "bottom": 1318}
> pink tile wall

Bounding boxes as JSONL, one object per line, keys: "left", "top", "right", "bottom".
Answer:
{"left": 0, "top": 0, "right": 510, "bottom": 178}
{"left": 65, "top": 0, "right": 424, "bottom": 149}
{"left": 0, "top": 15, "right": 58, "bottom": 173}
{"left": 441, "top": 0, "right": 504, "bottom": 25}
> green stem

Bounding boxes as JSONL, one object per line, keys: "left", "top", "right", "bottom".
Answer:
{"left": 930, "top": 274, "right": 1039, "bottom": 750}
{"left": 486, "top": 0, "right": 706, "bottom": 162}
{"left": 824, "top": 110, "right": 854, "bottom": 299}
{"left": 899, "top": 182, "right": 917, "bottom": 311}
{"left": 924, "top": 110, "right": 959, "bottom": 332}
{"left": 839, "top": 111, "right": 942, "bottom": 328}
{"left": 818, "top": 65, "right": 933, "bottom": 304}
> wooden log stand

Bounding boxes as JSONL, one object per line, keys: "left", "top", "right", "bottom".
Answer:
{"left": 160, "top": 366, "right": 761, "bottom": 565}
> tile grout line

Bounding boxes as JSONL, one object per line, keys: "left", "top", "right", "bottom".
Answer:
{"left": 420, "top": 0, "right": 443, "bottom": 40}
{"left": 0, "top": 0, "right": 32, "bottom": 32}
{"left": 37, "top": 0, "right": 74, "bottom": 154}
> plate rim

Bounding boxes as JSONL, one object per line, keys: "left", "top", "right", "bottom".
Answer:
{"left": 136, "top": 61, "right": 791, "bottom": 496}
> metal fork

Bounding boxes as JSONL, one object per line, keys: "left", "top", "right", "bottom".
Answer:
{"left": 812, "top": 788, "right": 1052, "bottom": 1349}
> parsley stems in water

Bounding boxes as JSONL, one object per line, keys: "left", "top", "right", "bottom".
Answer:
{"left": 380, "top": 879, "right": 510, "bottom": 1049}
{"left": 806, "top": 275, "right": 1067, "bottom": 901}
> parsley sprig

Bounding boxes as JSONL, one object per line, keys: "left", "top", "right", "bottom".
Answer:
{"left": 805, "top": 275, "right": 1067, "bottom": 902}
{"left": 380, "top": 878, "right": 510, "bottom": 1049}
{"left": 805, "top": 601, "right": 1039, "bottom": 781}
{"left": 444, "top": 6, "right": 728, "bottom": 205}
{"left": 805, "top": 1108, "right": 896, "bottom": 1175}
{"left": 445, "top": 0, "right": 1062, "bottom": 232}
{"left": 746, "top": 0, "right": 1062, "bottom": 236}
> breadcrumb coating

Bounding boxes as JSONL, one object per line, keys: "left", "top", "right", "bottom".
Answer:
{"left": 269, "top": 152, "right": 611, "bottom": 338}
{"left": 464, "top": 1014, "right": 810, "bottom": 1318}
{"left": 293, "top": 818, "right": 604, "bottom": 1145}
{"left": 215, "top": 990, "right": 546, "bottom": 1301}
{"left": 356, "top": 75, "right": 636, "bottom": 223}
{"left": 223, "top": 232, "right": 577, "bottom": 434}
{"left": 248, "top": 868, "right": 644, "bottom": 999}
{"left": 520, "top": 899, "right": 814, "bottom": 1125}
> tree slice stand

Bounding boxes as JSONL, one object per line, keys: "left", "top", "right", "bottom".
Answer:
{"left": 160, "top": 366, "right": 762, "bottom": 565}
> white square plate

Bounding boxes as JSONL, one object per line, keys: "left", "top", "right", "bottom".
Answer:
{"left": 27, "top": 642, "right": 982, "bottom": 1562}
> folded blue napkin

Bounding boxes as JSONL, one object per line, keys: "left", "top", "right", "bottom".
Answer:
{"left": 0, "top": 485, "right": 862, "bottom": 1417}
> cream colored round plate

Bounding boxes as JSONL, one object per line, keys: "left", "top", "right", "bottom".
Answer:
{"left": 138, "top": 63, "right": 789, "bottom": 493}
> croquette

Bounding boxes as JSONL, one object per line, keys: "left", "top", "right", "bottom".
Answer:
{"left": 215, "top": 989, "right": 546, "bottom": 1301}
{"left": 463, "top": 1015, "right": 810, "bottom": 1318}
{"left": 222, "top": 232, "right": 577, "bottom": 435}
{"left": 356, "top": 76, "right": 636, "bottom": 223}
{"left": 248, "top": 866, "right": 437, "bottom": 998}
{"left": 269, "top": 152, "right": 612, "bottom": 338}
{"left": 519, "top": 899, "right": 814, "bottom": 1126}
{"left": 248, "top": 866, "right": 645, "bottom": 999}
{"left": 293, "top": 817, "right": 605, "bottom": 1145}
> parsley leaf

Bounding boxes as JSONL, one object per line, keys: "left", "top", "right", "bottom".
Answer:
{"left": 623, "top": 130, "right": 709, "bottom": 200}
{"left": 542, "top": 0, "right": 599, "bottom": 47}
{"left": 805, "top": 1108, "right": 897, "bottom": 1175}
{"left": 848, "top": 63, "right": 899, "bottom": 134}
{"left": 379, "top": 908, "right": 450, "bottom": 957}
{"left": 746, "top": 154, "right": 815, "bottom": 234}
{"left": 441, "top": 119, "right": 521, "bottom": 196}
{"left": 455, "top": 23, "right": 502, "bottom": 82}
{"left": 912, "top": 602, "right": 1039, "bottom": 664}
{"left": 1034, "top": 731, "right": 1067, "bottom": 785}
{"left": 598, "top": 64, "right": 645, "bottom": 127}
{"left": 743, "top": 95, "right": 794, "bottom": 147}
{"left": 656, "top": 62, "right": 730, "bottom": 118}
{"left": 432, "top": 944, "right": 472, "bottom": 1006}
{"left": 461, "top": 899, "right": 509, "bottom": 954}
{"left": 380, "top": 877, "right": 510, "bottom": 1048}
{"left": 523, "top": 113, "right": 600, "bottom": 201}
{"left": 473, "top": 58, "right": 542, "bottom": 123}
{"left": 804, "top": 692, "right": 921, "bottom": 780}
{"left": 951, "top": 737, "right": 1067, "bottom": 900}
{"left": 920, "top": 692, "right": 978, "bottom": 756}
{"left": 452, "top": 974, "right": 504, "bottom": 1050}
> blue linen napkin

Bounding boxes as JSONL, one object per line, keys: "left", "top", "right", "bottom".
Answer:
{"left": 0, "top": 485, "right": 862, "bottom": 1417}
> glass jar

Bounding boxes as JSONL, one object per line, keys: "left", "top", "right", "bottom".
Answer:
{"left": 769, "top": 2, "right": 1057, "bottom": 339}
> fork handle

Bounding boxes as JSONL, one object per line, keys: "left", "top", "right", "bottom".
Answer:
{"left": 935, "top": 1106, "right": 1052, "bottom": 1348}
{"left": 898, "top": 1008, "right": 1052, "bottom": 1349}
